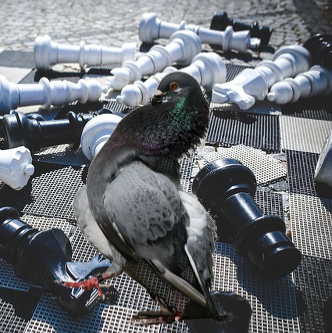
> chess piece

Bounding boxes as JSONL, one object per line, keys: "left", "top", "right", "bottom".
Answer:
{"left": 2, "top": 111, "right": 95, "bottom": 153}
{"left": 267, "top": 65, "right": 332, "bottom": 104}
{"left": 139, "top": 12, "right": 260, "bottom": 52}
{"left": 34, "top": 35, "right": 136, "bottom": 70}
{"left": 80, "top": 113, "right": 123, "bottom": 160}
{"left": 303, "top": 33, "right": 332, "bottom": 69}
{"left": 212, "top": 45, "right": 312, "bottom": 110}
{"left": 103, "top": 30, "right": 202, "bottom": 91}
{"left": 116, "top": 52, "right": 226, "bottom": 107}
{"left": 0, "top": 75, "right": 102, "bottom": 114}
{"left": 210, "top": 11, "right": 272, "bottom": 48}
{"left": 0, "top": 146, "right": 34, "bottom": 190}
{"left": 0, "top": 206, "right": 114, "bottom": 317}
{"left": 192, "top": 158, "right": 302, "bottom": 280}
{"left": 314, "top": 129, "right": 332, "bottom": 190}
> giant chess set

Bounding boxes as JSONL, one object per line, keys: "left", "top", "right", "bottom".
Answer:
{"left": 0, "top": 12, "right": 331, "bottom": 333}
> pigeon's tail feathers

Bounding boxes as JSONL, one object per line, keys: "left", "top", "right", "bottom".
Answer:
{"left": 185, "top": 245, "right": 226, "bottom": 320}
{"left": 149, "top": 259, "right": 207, "bottom": 309}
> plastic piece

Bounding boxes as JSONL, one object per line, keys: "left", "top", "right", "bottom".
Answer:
{"left": 0, "top": 206, "right": 114, "bottom": 317}
{"left": 192, "top": 158, "right": 302, "bottom": 280}
{"left": 212, "top": 45, "right": 312, "bottom": 109}
{"left": 80, "top": 113, "right": 123, "bottom": 160}
{"left": 185, "top": 291, "right": 252, "bottom": 333}
{"left": 0, "top": 146, "right": 34, "bottom": 190}
{"left": 0, "top": 75, "right": 102, "bottom": 114}
{"left": 267, "top": 65, "right": 332, "bottom": 104}
{"left": 210, "top": 11, "right": 272, "bottom": 48}
{"left": 2, "top": 110, "right": 95, "bottom": 153}
{"left": 34, "top": 35, "right": 136, "bottom": 70}
{"left": 117, "top": 52, "right": 226, "bottom": 107}
{"left": 138, "top": 12, "right": 261, "bottom": 52}
{"left": 314, "top": 129, "right": 332, "bottom": 190}
{"left": 103, "top": 30, "right": 202, "bottom": 92}
{"left": 303, "top": 33, "right": 332, "bottom": 69}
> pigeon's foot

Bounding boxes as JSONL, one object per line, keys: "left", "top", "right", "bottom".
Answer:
{"left": 60, "top": 272, "right": 114, "bottom": 299}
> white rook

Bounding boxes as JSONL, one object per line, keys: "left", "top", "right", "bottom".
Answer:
{"left": 0, "top": 75, "right": 102, "bottom": 114}
{"left": 103, "top": 30, "right": 202, "bottom": 92}
{"left": 267, "top": 65, "right": 332, "bottom": 104}
{"left": 80, "top": 114, "right": 123, "bottom": 161}
{"left": 34, "top": 35, "right": 136, "bottom": 70}
{"left": 139, "top": 12, "right": 260, "bottom": 53}
{"left": 314, "top": 129, "right": 332, "bottom": 189}
{"left": 0, "top": 146, "right": 34, "bottom": 190}
{"left": 116, "top": 52, "right": 226, "bottom": 107}
{"left": 212, "top": 45, "right": 312, "bottom": 110}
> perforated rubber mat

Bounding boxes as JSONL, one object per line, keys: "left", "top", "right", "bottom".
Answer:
{"left": 206, "top": 110, "right": 281, "bottom": 153}
{"left": 0, "top": 48, "right": 331, "bottom": 333}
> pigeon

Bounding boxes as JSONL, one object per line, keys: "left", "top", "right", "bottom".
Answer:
{"left": 66, "top": 72, "right": 226, "bottom": 322}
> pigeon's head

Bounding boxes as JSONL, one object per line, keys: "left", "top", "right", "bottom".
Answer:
{"left": 149, "top": 72, "right": 210, "bottom": 158}
{"left": 152, "top": 71, "right": 203, "bottom": 105}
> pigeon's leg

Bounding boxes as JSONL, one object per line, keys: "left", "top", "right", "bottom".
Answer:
{"left": 62, "top": 262, "right": 123, "bottom": 298}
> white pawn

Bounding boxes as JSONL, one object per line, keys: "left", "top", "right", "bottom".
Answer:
{"left": 212, "top": 45, "right": 312, "bottom": 110}
{"left": 80, "top": 114, "right": 123, "bottom": 161}
{"left": 103, "top": 30, "right": 202, "bottom": 92}
{"left": 139, "top": 12, "right": 260, "bottom": 52}
{"left": 0, "top": 146, "right": 34, "bottom": 190}
{"left": 34, "top": 35, "right": 136, "bottom": 70}
{"left": 0, "top": 75, "right": 102, "bottom": 114}
{"left": 116, "top": 52, "right": 226, "bottom": 107}
{"left": 267, "top": 65, "right": 332, "bottom": 104}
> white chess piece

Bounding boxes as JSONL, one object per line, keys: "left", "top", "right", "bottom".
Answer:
{"left": 314, "top": 129, "right": 332, "bottom": 188}
{"left": 0, "top": 146, "right": 34, "bottom": 190}
{"left": 34, "top": 35, "right": 136, "bottom": 70}
{"left": 0, "top": 75, "right": 102, "bottom": 114}
{"left": 139, "top": 12, "right": 260, "bottom": 52}
{"left": 116, "top": 52, "right": 226, "bottom": 107}
{"left": 103, "top": 30, "right": 202, "bottom": 92}
{"left": 267, "top": 65, "right": 332, "bottom": 104}
{"left": 80, "top": 114, "right": 123, "bottom": 161}
{"left": 212, "top": 45, "right": 312, "bottom": 110}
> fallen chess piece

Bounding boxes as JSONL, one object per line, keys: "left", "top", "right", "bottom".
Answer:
{"left": 0, "top": 75, "right": 102, "bottom": 114}
{"left": 267, "top": 65, "right": 332, "bottom": 104}
{"left": 139, "top": 12, "right": 260, "bottom": 52}
{"left": 211, "top": 44, "right": 312, "bottom": 109}
{"left": 303, "top": 33, "right": 332, "bottom": 69}
{"left": 2, "top": 111, "right": 95, "bottom": 153}
{"left": 80, "top": 113, "right": 123, "bottom": 160}
{"left": 0, "top": 206, "right": 115, "bottom": 317}
{"left": 116, "top": 52, "right": 226, "bottom": 107}
{"left": 34, "top": 35, "right": 136, "bottom": 70}
{"left": 103, "top": 30, "right": 201, "bottom": 91}
{"left": 314, "top": 129, "right": 332, "bottom": 193}
{"left": 210, "top": 11, "right": 272, "bottom": 48}
{"left": 0, "top": 146, "right": 34, "bottom": 190}
{"left": 192, "top": 158, "right": 302, "bottom": 279}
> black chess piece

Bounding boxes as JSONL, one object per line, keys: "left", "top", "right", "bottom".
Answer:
{"left": 0, "top": 206, "right": 117, "bottom": 316}
{"left": 192, "top": 158, "right": 302, "bottom": 280}
{"left": 210, "top": 11, "right": 272, "bottom": 48}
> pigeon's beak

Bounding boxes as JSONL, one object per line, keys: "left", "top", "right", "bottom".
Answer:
{"left": 151, "top": 90, "right": 166, "bottom": 105}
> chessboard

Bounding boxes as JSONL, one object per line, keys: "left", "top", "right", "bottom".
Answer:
{"left": 0, "top": 48, "right": 331, "bottom": 333}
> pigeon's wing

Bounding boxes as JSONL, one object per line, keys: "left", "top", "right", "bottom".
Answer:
{"left": 101, "top": 160, "right": 187, "bottom": 264}
{"left": 73, "top": 185, "right": 126, "bottom": 271}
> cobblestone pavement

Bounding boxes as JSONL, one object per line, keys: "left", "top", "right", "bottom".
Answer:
{"left": 0, "top": 0, "right": 331, "bottom": 65}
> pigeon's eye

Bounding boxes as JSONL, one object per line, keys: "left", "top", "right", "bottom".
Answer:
{"left": 169, "top": 82, "right": 178, "bottom": 91}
